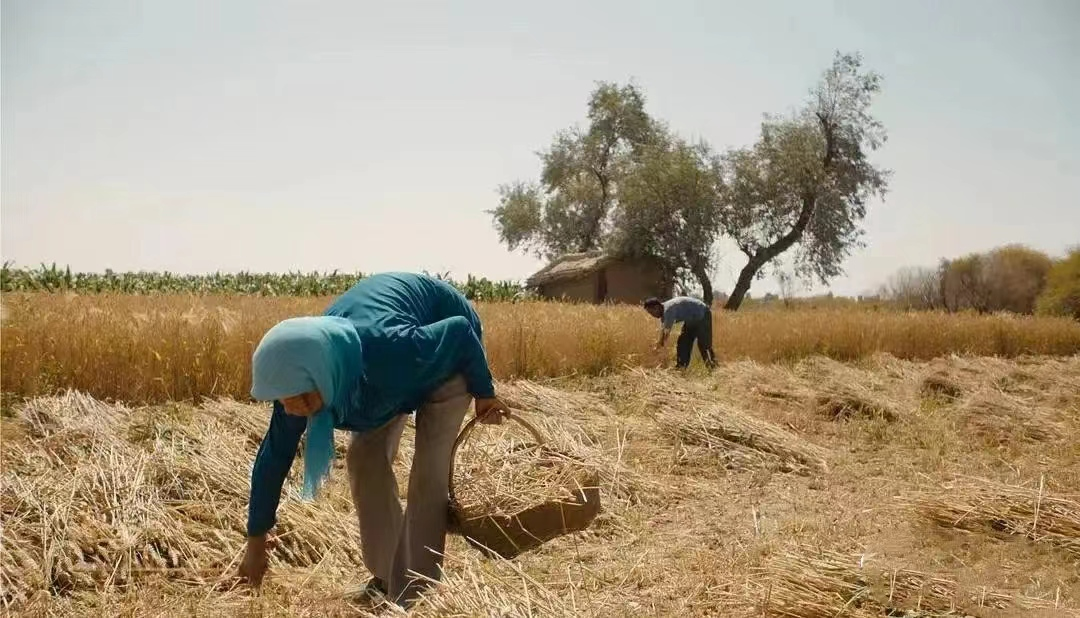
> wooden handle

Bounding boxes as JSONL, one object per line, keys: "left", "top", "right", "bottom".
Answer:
{"left": 448, "top": 410, "right": 545, "bottom": 505}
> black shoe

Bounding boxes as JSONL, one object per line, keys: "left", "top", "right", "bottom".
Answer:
{"left": 368, "top": 577, "right": 387, "bottom": 594}
{"left": 352, "top": 576, "right": 386, "bottom": 603}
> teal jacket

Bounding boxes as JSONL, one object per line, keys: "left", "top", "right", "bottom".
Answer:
{"left": 246, "top": 272, "right": 494, "bottom": 537}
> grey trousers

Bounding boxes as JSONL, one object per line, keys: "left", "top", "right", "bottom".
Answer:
{"left": 346, "top": 374, "right": 472, "bottom": 606}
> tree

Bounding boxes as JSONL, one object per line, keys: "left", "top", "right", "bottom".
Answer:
{"left": 776, "top": 269, "right": 796, "bottom": 307}
{"left": 940, "top": 245, "right": 1053, "bottom": 314}
{"left": 1035, "top": 247, "right": 1080, "bottom": 320}
{"left": 610, "top": 134, "right": 725, "bottom": 304}
{"left": 982, "top": 244, "right": 1053, "bottom": 314}
{"left": 879, "top": 265, "right": 943, "bottom": 310}
{"left": 489, "top": 81, "right": 659, "bottom": 260}
{"left": 717, "top": 51, "right": 890, "bottom": 310}
{"left": 939, "top": 254, "right": 989, "bottom": 313}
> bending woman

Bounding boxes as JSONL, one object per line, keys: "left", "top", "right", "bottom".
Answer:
{"left": 238, "top": 272, "right": 509, "bottom": 607}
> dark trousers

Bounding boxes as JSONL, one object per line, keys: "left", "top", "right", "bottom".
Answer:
{"left": 675, "top": 310, "right": 717, "bottom": 369}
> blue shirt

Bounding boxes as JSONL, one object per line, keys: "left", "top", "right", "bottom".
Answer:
{"left": 246, "top": 272, "right": 494, "bottom": 536}
{"left": 661, "top": 296, "right": 709, "bottom": 330}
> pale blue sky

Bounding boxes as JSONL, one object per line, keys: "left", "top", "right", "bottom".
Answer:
{"left": 2, "top": 0, "right": 1077, "bottom": 297}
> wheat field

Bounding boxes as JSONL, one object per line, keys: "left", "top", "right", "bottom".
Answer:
{"left": 2, "top": 292, "right": 1079, "bottom": 403}
{"left": 3, "top": 293, "right": 1080, "bottom": 617}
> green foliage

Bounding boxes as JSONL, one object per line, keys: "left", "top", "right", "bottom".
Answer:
{"left": 613, "top": 135, "right": 725, "bottom": 303}
{"left": 490, "top": 80, "right": 731, "bottom": 303}
{"left": 489, "top": 81, "right": 660, "bottom": 260}
{"left": 0, "top": 262, "right": 525, "bottom": 301}
{"left": 719, "top": 51, "right": 890, "bottom": 310}
{"left": 1035, "top": 248, "right": 1080, "bottom": 320}
{"left": 493, "top": 51, "right": 891, "bottom": 311}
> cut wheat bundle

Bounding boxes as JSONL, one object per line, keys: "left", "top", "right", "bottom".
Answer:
{"left": 755, "top": 545, "right": 1075, "bottom": 618}
{"left": 496, "top": 380, "right": 616, "bottom": 420}
{"left": 911, "top": 475, "right": 1080, "bottom": 555}
{"left": 0, "top": 391, "right": 363, "bottom": 610}
{"left": 447, "top": 411, "right": 601, "bottom": 560}
{"left": 813, "top": 386, "right": 898, "bottom": 423}
{"left": 638, "top": 376, "right": 829, "bottom": 476}
{"left": 673, "top": 403, "right": 830, "bottom": 475}
{"left": 959, "top": 391, "right": 1067, "bottom": 444}
{"left": 919, "top": 371, "right": 966, "bottom": 401}
{"left": 755, "top": 546, "right": 876, "bottom": 618}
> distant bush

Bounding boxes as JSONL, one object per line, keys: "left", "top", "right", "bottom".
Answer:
{"left": 981, "top": 245, "right": 1054, "bottom": 314}
{"left": 1035, "top": 248, "right": 1080, "bottom": 320}
{"left": 939, "top": 245, "right": 1053, "bottom": 314}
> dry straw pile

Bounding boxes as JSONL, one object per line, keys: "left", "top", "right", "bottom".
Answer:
{"left": 912, "top": 476, "right": 1080, "bottom": 556}
{"left": 489, "top": 380, "right": 652, "bottom": 509}
{"left": 0, "top": 391, "right": 362, "bottom": 608}
{"left": 615, "top": 367, "right": 831, "bottom": 476}
{"left": 447, "top": 409, "right": 603, "bottom": 559}
{"left": 447, "top": 414, "right": 600, "bottom": 516}
{"left": 813, "top": 390, "right": 897, "bottom": 423}
{"left": 0, "top": 383, "right": 633, "bottom": 616}
{"left": 450, "top": 420, "right": 594, "bottom": 517}
{"left": 3, "top": 351, "right": 1080, "bottom": 616}
{"left": 755, "top": 545, "right": 1077, "bottom": 617}
{"left": 959, "top": 390, "right": 1068, "bottom": 445}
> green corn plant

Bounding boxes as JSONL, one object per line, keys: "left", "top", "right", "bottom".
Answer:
{"left": 0, "top": 264, "right": 526, "bottom": 301}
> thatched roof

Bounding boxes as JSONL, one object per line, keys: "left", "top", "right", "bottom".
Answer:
{"left": 525, "top": 251, "right": 614, "bottom": 287}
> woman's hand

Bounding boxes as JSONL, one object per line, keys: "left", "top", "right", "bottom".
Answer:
{"left": 238, "top": 535, "right": 270, "bottom": 587}
{"left": 474, "top": 397, "right": 510, "bottom": 425}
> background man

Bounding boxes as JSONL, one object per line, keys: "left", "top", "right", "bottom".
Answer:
{"left": 643, "top": 296, "right": 718, "bottom": 370}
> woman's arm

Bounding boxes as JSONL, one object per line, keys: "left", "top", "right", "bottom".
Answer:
{"left": 247, "top": 399, "right": 306, "bottom": 538}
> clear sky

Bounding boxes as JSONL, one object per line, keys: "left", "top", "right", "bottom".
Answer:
{"left": 2, "top": 0, "right": 1077, "bottom": 297}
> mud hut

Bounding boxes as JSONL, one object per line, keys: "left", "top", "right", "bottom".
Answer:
{"left": 525, "top": 251, "right": 673, "bottom": 304}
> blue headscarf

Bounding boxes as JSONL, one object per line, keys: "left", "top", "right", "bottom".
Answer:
{"left": 249, "top": 316, "right": 364, "bottom": 500}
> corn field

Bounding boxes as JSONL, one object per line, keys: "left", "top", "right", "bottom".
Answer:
{"left": 0, "top": 263, "right": 526, "bottom": 301}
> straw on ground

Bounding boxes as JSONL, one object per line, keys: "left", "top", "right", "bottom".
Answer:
{"left": 4, "top": 352, "right": 1079, "bottom": 616}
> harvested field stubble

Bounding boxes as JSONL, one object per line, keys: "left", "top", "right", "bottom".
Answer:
{"left": 3, "top": 354, "right": 1080, "bottom": 616}
{"left": 3, "top": 292, "right": 1080, "bottom": 402}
